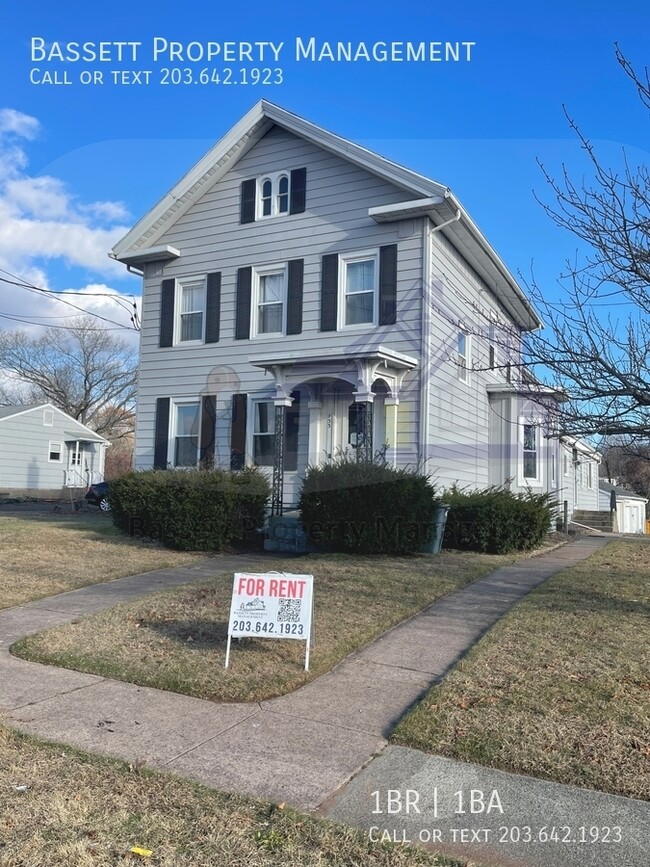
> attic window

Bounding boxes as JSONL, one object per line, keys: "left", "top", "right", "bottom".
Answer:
{"left": 43, "top": 409, "right": 54, "bottom": 426}
{"left": 240, "top": 168, "right": 307, "bottom": 224}
{"left": 257, "top": 173, "right": 291, "bottom": 219}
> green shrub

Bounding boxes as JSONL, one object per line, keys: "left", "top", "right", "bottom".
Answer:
{"left": 443, "top": 485, "right": 555, "bottom": 554}
{"left": 109, "top": 468, "right": 270, "bottom": 552}
{"left": 298, "top": 454, "right": 439, "bottom": 554}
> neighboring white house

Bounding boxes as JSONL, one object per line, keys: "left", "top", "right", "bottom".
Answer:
{"left": 599, "top": 481, "right": 647, "bottom": 534}
{"left": 110, "top": 100, "right": 598, "bottom": 519}
{"left": 0, "top": 404, "right": 108, "bottom": 498}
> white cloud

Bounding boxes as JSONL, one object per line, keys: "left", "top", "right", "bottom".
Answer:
{"left": 0, "top": 108, "right": 40, "bottom": 140}
{"left": 0, "top": 107, "right": 137, "bottom": 333}
{"left": 0, "top": 109, "right": 140, "bottom": 340}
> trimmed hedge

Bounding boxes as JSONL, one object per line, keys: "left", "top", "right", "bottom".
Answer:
{"left": 443, "top": 485, "right": 555, "bottom": 554}
{"left": 109, "top": 467, "right": 270, "bottom": 551}
{"left": 298, "top": 455, "right": 439, "bottom": 554}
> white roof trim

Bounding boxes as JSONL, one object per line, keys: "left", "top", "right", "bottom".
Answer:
{"left": 112, "top": 100, "right": 450, "bottom": 260}
{"left": 113, "top": 244, "right": 180, "bottom": 265}
{"left": 249, "top": 345, "right": 418, "bottom": 370}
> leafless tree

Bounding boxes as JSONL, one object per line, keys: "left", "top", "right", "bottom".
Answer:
{"left": 0, "top": 316, "right": 137, "bottom": 439}
{"left": 525, "top": 47, "right": 650, "bottom": 445}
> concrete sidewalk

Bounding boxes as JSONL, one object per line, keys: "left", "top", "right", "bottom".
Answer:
{"left": 1, "top": 536, "right": 647, "bottom": 866}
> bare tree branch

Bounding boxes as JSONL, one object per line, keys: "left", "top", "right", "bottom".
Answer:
{"left": 0, "top": 316, "right": 137, "bottom": 440}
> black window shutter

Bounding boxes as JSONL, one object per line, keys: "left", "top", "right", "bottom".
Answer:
{"left": 235, "top": 267, "right": 252, "bottom": 340}
{"left": 286, "top": 259, "right": 304, "bottom": 335}
{"left": 230, "top": 394, "right": 247, "bottom": 470}
{"left": 289, "top": 168, "right": 307, "bottom": 215}
{"left": 379, "top": 244, "right": 398, "bottom": 326}
{"left": 159, "top": 279, "right": 175, "bottom": 347}
{"left": 285, "top": 391, "right": 300, "bottom": 471}
{"left": 320, "top": 253, "right": 338, "bottom": 331}
{"left": 205, "top": 272, "right": 221, "bottom": 343}
{"left": 240, "top": 179, "right": 256, "bottom": 224}
{"left": 200, "top": 395, "right": 217, "bottom": 467}
{"left": 153, "top": 398, "right": 170, "bottom": 469}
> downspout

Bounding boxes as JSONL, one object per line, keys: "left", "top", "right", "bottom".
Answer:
{"left": 419, "top": 210, "right": 461, "bottom": 474}
{"left": 419, "top": 222, "right": 432, "bottom": 474}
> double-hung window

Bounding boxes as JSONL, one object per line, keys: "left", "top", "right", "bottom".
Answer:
{"left": 253, "top": 401, "right": 275, "bottom": 466}
{"left": 458, "top": 332, "right": 470, "bottom": 382}
{"left": 176, "top": 278, "right": 205, "bottom": 343}
{"left": 173, "top": 402, "right": 200, "bottom": 467}
{"left": 252, "top": 396, "right": 300, "bottom": 470}
{"left": 254, "top": 266, "right": 286, "bottom": 337}
{"left": 341, "top": 252, "right": 377, "bottom": 327}
{"left": 48, "top": 442, "right": 62, "bottom": 462}
{"left": 522, "top": 422, "right": 541, "bottom": 483}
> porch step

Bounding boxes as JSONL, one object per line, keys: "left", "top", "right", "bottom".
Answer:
{"left": 264, "top": 515, "right": 315, "bottom": 554}
{"left": 572, "top": 510, "right": 614, "bottom": 532}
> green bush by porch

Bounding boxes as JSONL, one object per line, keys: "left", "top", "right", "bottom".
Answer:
{"left": 110, "top": 468, "right": 270, "bottom": 551}
{"left": 298, "top": 455, "right": 439, "bottom": 554}
{"left": 443, "top": 485, "right": 555, "bottom": 554}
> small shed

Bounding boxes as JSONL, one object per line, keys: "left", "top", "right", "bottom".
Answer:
{"left": 598, "top": 481, "right": 647, "bottom": 534}
{"left": 0, "top": 403, "right": 109, "bottom": 498}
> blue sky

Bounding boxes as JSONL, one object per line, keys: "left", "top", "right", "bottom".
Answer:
{"left": 0, "top": 0, "right": 648, "bottom": 336}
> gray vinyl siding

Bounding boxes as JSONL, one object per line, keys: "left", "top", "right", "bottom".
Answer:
{"left": 0, "top": 407, "right": 105, "bottom": 494}
{"left": 426, "top": 229, "right": 522, "bottom": 491}
{"left": 134, "top": 125, "right": 424, "bottom": 486}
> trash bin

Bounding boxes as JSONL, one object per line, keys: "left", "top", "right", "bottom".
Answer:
{"left": 421, "top": 504, "right": 450, "bottom": 554}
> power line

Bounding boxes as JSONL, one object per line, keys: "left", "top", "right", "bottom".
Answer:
{"left": 0, "top": 268, "right": 140, "bottom": 331}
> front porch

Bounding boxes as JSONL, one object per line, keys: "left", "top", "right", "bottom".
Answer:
{"left": 248, "top": 346, "right": 417, "bottom": 516}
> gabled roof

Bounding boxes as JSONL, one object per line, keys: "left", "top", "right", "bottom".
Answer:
{"left": 0, "top": 404, "right": 42, "bottom": 420}
{"left": 111, "top": 100, "right": 542, "bottom": 331}
{"left": 0, "top": 403, "right": 109, "bottom": 443}
{"left": 599, "top": 481, "right": 648, "bottom": 502}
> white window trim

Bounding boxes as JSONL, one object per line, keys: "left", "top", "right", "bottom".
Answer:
{"left": 247, "top": 396, "right": 276, "bottom": 469}
{"left": 174, "top": 276, "right": 206, "bottom": 346}
{"left": 250, "top": 263, "right": 287, "bottom": 339}
{"left": 338, "top": 249, "right": 379, "bottom": 331}
{"left": 519, "top": 418, "right": 543, "bottom": 487}
{"left": 256, "top": 171, "right": 291, "bottom": 220}
{"left": 48, "top": 441, "right": 63, "bottom": 462}
{"left": 458, "top": 331, "right": 471, "bottom": 383}
{"left": 563, "top": 451, "right": 570, "bottom": 477}
{"left": 167, "top": 399, "right": 201, "bottom": 469}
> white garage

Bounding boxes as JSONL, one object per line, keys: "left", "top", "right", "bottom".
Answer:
{"left": 599, "top": 482, "right": 647, "bottom": 534}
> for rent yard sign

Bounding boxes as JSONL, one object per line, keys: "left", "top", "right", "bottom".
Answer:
{"left": 225, "top": 572, "right": 314, "bottom": 670}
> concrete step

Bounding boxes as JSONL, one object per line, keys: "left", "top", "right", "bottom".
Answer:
{"left": 572, "top": 510, "right": 614, "bottom": 531}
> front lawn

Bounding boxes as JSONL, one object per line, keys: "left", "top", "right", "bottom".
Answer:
{"left": 0, "top": 513, "right": 199, "bottom": 609}
{"left": 0, "top": 724, "right": 466, "bottom": 867}
{"left": 391, "top": 540, "right": 650, "bottom": 801}
{"left": 13, "top": 549, "right": 523, "bottom": 703}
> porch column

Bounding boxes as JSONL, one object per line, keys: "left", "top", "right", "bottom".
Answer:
{"left": 353, "top": 392, "right": 374, "bottom": 462}
{"left": 307, "top": 400, "right": 322, "bottom": 466}
{"left": 271, "top": 395, "right": 292, "bottom": 516}
{"left": 384, "top": 397, "right": 399, "bottom": 467}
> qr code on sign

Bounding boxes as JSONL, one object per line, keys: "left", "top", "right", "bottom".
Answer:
{"left": 277, "top": 598, "right": 301, "bottom": 622}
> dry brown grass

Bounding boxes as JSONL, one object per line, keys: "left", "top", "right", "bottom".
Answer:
{"left": 13, "top": 549, "right": 522, "bottom": 703}
{"left": 392, "top": 540, "right": 650, "bottom": 800}
{"left": 0, "top": 724, "right": 467, "bottom": 867}
{"left": 0, "top": 513, "right": 199, "bottom": 609}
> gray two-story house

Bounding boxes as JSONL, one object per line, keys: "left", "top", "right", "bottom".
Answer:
{"left": 112, "top": 101, "right": 582, "bottom": 516}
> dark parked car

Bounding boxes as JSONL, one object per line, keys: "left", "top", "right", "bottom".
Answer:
{"left": 85, "top": 481, "right": 111, "bottom": 511}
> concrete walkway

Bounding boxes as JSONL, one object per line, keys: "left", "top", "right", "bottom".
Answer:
{"left": 1, "top": 536, "right": 648, "bottom": 866}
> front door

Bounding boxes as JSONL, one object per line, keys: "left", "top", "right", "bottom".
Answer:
{"left": 66, "top": 443, "right": 85, "bottom": 486}
{"left": 320, "top": 391, "right": 352, "bottom": 462}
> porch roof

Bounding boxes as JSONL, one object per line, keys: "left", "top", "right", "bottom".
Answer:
{"left": 248, "top": 345, "right": 418, "bottom": 372}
